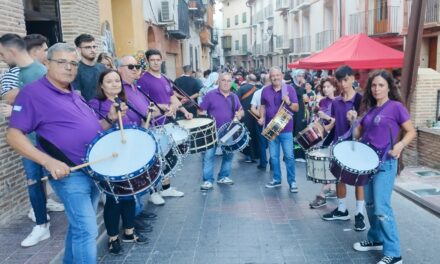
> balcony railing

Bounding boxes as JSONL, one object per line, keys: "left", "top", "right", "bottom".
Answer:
{"left": 315, "top": 30, "right": 335, "bottom": 51}
{"left": 275, "top": 0, "right": 290, "bottom": 11}
{"left": 276, "top": 35, "right": 290, "bottom": 49}
{"left": 264, "top": 41, "right": 274, "bottom": 54}
{"left": 257, "top": 10, "right": 264, "bottom": 24}
{"left": 407, "top": 0, "right": 440, "bottom": 26}
{"left": 292, "top": 36, "right": 310, "bottom": 54}
{"left": 264, "top": 4, "right": 274, "bottom": 19}
{"left": 349, "top": 6, "right": 399, "bottom": 35}
{"left": 296, "top": 0, "right": 310, "bottom": 9}
{"left": 221, "top": 35, "right": 232, "bottom": 49}
{"left": 289, "top": 38, "right": 294, "bottom": 51}
{"left": 256, "top": 44, "right": 262, "bottom": 55}
{"left": 232, "top": 46, "right": 249, "bottom": 56}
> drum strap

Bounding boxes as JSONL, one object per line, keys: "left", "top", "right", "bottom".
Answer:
{"left": 240, "top": 85, "right": 256, "bottom": 101}
{"left": 36, "top": 135, "right": 77, "bottom": 167}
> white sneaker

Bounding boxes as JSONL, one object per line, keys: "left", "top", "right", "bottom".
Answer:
{"left": 295, "top": 158, "right": 306, "bottom": 163}
{"left": 46, "top": 198, "right": 64, "bottom": 212}
{"left": 21, "top": 223, "right": 51, "bottom": 247}
{"left": 28, "top": 208, "right": 50, "bottom": 223}
{"left": 160, "top": 187, "right": 184, "bottom": 197}
{"left": 148, "top": 192, "right": 165, "bottom": 205}
{"left": 200, "top": 181, "right": 213, "bottom": 190}
{"left": 217, "top": 177, "right": 234, "bottom": 185}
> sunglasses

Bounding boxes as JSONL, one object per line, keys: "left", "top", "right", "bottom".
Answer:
{"left": 124, "top": 64, "right": 141, "bottom": 70}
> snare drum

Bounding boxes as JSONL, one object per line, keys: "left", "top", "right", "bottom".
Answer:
{"left": 306, "top": 147, "right": 337, "bottom": 184}
{"left": 262, "top": 107, "right": 292, "bottom": 141}
{"left": 177, "top": 117, "right": 217, "bottom": 153}
{"left": 151, "top": 127, "right": 182, "bottom": 177}
{"left": 217, "top": 122, "right": 250, "bottom": 153}
{"left": 163, "top": 123, "right": 190, "bottom": 155}
{"left": 296, "top": 122, "right": 327, "bottom": 150}
{"left": 85, "top": 126, "right": 162, "bottom": 199}
{"left": 330, "top": 140, "right": 380, "bottom": 186}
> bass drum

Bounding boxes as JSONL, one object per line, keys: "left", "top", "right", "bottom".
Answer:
{"left": 177, "top": 117, "right": 217, "bottom": 153}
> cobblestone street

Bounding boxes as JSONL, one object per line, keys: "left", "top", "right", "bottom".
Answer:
{"left": 96, "top": 153, "right": 440, "bottom": 264}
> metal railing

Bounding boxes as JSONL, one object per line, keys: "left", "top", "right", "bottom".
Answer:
{"left": 276, "top": 0, "right": 290, "bottom": 11}
{"left": 257, "top": 10, "right": 264, "bottom": 23}
{"left": 232, "top": 46, "right": 248, "bottom": 56}
{"left": 256, "top": 43, "right": 262, "bottom": 55}
{"left": 264, "top": 41, "right": 274, "bottom": 54}
{"left": 315, "top": 30, "right": 335, "bottom": 51}
{"left": 276, "top": 35, "right": 289, "bottom": 49}
{"left": 425, "top": 0, "right": 440, "bottom": 23}
{"left": 264, "top": 4, "right": 274, "bottom": 19}
{"left": 349, "top": 6, "right": 399, "bottom": 35}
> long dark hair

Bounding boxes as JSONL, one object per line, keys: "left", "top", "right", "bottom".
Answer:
{"left": 360, "top": 70, "right": 402, "bottom": 114}
{"left": 96, "top": 69, "right": 127, "bottom": 102}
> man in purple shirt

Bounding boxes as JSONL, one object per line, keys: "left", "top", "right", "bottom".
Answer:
{"left": 198, "top": 72, "right": 244, "bottom": 190}
{"left": 137, "top": 49, "right": 191, "bottom": 205}
{"left": 6, "top": 43, "right": 125, "bottom": 264}
{"left": 258, "top": 67, "right": 299, "bottom": 192}
{"left": 319, "top": 65, "right": 366, "bottom": 232}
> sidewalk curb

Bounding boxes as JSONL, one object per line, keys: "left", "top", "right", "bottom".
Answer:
{"left": 394, "top": 185, "right": 440, "bottom": 217}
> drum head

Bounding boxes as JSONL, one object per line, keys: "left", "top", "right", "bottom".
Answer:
{"left": 332, "top": 141, "right": 379, "bottom": 171}
{"left": 177, "top": 118, "right": 213, "bottom": 129}
{"left": 163, "top": 123, "right": 189, "bottom": 144}
{"left": 88, "top": 128, "right": 156, "bottom": 177}
{"left": 152, "top": 131, "right": 171, "bottom": 155}
{"left": 308, "top": 147, "right": 330, "bottom": 158}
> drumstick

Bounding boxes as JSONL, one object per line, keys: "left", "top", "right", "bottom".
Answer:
{"left": 144, "top": 102, "right": 155, "bottom": 129}
{"left": 247, "top": 109, "right": 260, "bottom": 120}
{"left": 40, "top": 152, "right": 119, "bottom": 181}
{"left": 117, "top": 111, "right": 126, "bottom": 144}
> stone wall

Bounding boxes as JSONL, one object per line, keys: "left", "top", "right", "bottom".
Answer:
{"left": 417, "top": 128, "right": 440, "bottom": 170}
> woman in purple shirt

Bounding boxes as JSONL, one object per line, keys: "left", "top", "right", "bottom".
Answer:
{"left": 309, "top": 76, "right": 339, "bottom": 209}
{"left": 352, "top": 70, "right": 416, "bottom": 264}
{"left": 89, "top": 69, "right": 148, "bottom": 255}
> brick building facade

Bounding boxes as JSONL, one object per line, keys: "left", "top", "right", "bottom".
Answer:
{"left": 0, "top": 0, "right": 101, "bottom": 224}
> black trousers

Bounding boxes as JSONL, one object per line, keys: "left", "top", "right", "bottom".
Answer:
{"left": 104, "top": 196, "right": 135, "bottom": 237}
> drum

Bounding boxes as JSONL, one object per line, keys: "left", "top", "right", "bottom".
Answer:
{"left": 306, "top": 147, "right": 337, "bottom": 184}
{"left": 296, "top": 122, "right": 327, "bottom": 150}
{"left": 330, "top": 140, "right": 380, "bottom": 186}
{"left": 262, "top": 107, "right": 292, "bottom": 141}
{"left": 85, "top": 126, "right": 162, "bottom": 199}
{"left": 151, "top": 127, "right": 182, "bottom": 177}
{"left": 177, "top": 117, "right": 217, "bottom": 154}
{"left": 217, "top": 122, "right": 250, "bottom": 153}
{"left": 163, "top": 123, "right": 190, "bottom": 155}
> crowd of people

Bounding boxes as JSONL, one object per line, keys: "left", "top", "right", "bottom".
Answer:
{"left": 0, "top": 31, "right": 415, "bottom": 264}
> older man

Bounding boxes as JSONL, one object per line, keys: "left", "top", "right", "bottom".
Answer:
{"left": 258, "top": 67, "right": 299, "bottom": 192}
{"left": 7, "top": 43, "right": 125, "bottom": 263}
{"left": 198, "top": 72, "right": 244, "bottom": 190}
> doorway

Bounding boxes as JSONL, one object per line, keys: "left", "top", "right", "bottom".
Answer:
{"left": 24, "top": 0, "right": 63, "bottom": 45}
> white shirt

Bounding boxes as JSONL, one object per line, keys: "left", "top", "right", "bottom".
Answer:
{"left": 251, "top": 88, "right": 263, "bottom": 108}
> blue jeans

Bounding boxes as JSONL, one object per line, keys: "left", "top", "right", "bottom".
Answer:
{"left": 49, "top": 171, "right": 100, "bottom": 264}
{"left": 256, "top": 124, "right": 268, "bottom": 167}
{"left": 364, "top": 159, "right": 400, "bottom": 257}
{"left": 22, "top": 157, "right": 47, "bottom": 225}
{"left": 202, "top": 146, "right": 234, "bottom": 183}
{"left": 268, "top": 132, "right": 296, "bottom": 185}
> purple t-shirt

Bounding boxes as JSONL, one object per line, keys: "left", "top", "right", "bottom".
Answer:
{"left": 9, "top": 77, "right": 102, "bottom": 165}
{"left": 260, "top": 84, "right": 298, "bottom": 133}
{"left": 331, "top": 93, "right": 362, "bottom": 142}
{"left": 88, "top": 98, "right": 131, "bottom": 126}
{"left": 361, "top": 100, "right": 410, "bottom": 160}
{"left": 137, "top": 72, "right": 173, "bottom": 104}
{"left": 124, "top": 81, "right": 149, "bottom": 126}
{"left": 319, "top": 97, "right": 333, "bottom": 115}
{"left": 200, "top": 89, "right": 242, "bottom": 128}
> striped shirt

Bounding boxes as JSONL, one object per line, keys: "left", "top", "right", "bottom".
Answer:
{"left": 0, "top": 66, "right": 20, "bottom": 96}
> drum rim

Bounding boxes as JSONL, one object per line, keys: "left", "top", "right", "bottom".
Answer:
{"left": 177, "top": 117, "right": 216, "bottom": 130}
{"left": 305, "top": 146, "right": 331, "bottom": 161}
{"left": 218, "top": 122, "right": 248, "bottom": 146}
{"left": 330, "top": 140, "right": 380, "bottom": 173}
{"left": 85, "top": 125, "right": 159, "bottom": 181}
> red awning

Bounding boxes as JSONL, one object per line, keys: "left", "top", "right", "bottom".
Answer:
{"left": 287, "top": 33, "right": 404, "bottom": 70}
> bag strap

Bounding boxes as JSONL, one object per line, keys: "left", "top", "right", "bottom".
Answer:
{"left": 240, "top": 85, "right": 256, "bottom": 101}
{"left": 230, "top": 93, "right": 236, "bottom": 119}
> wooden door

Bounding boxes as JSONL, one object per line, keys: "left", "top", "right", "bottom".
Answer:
{"left": 374, "top": 0, "right": 388, "bottom": 34}
{"left": 429, "top": 37, "right": 438, "bottom": 70}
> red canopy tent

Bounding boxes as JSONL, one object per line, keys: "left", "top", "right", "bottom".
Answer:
{"left": 287, "top": 33, "right": 404, "bottom": 70}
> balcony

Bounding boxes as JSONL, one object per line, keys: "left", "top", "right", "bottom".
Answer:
{"left": 264, "top": 41, "right": 275, "bottom": 55}
{"left": 264, "top": 4, "right": 274, "bottom": 19}
{"left": 223, "top": 50, "right": 232, "bottom": 57}
{"left": 256, "top": 43, "right": 262, "bottom": 56}
{"left": 275, "top": 0, "right": 290, "bottom": 12}
{"left": 232, "top": 46, "right": 250, "bottom": 56}
{"left": 211, "top": 28, "right": 218, "bottom": 45}
{"left": 221, "top": 35, "right": 232, "bottom": 49}
{"left": 349, "top": 6, "right": 399, "bottom": 35}
{"left": 168, "top": 0, "right": 190, "bottom": 39}
{"left": 315, "top": 30, "right": 335, "bottom": 51}
{"left": 292, "top": 36, "right": 310, "bottom": 54}
{"left": 276, "top": 35, "right": 290, "bottom": 50}
{"left": 296, "top": 0, "right": 311, "bottom": 10}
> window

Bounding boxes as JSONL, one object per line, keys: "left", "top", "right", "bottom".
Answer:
{"left": 227, "top": 18, "right": 230, "bottom": 28}
{"left": 235, "top": 40, "right": 239, "bottom": 50}
{"left": 242, "top": 12, "right": 247, "bottom": 23}
{"left": 242, "top": 34, "right": 247, "bottom": 51}
{"left": 235, "top": 15, "right": 239, "bottom": 25}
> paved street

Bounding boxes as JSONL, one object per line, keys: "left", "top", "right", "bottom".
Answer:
{"left": 97, "top": 153, "right": 440, "bottom": 264}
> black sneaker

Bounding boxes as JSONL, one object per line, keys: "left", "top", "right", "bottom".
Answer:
{"left": 354, "top": 213, "right": 366, "bottom": 231}
{"left": 322, "top": 208, "right": 350, "bottom": 221}
{"left": 353, "top": 240, "right": 384, "bottom": 252}
{"left": 122, "top": 232, "right": 149, "bottom": 244}
{"left": 108, "top": 238, "right": 123, "bottom": 255}
{"left": 265, "top": 180, "right": 281, "bottom": 188}
{"left": 377, "top": 256, "right": 402, "bottom": 264}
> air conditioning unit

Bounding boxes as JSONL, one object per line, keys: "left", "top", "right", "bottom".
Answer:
{"left": 160, "top": 1, "right": 173, "bottom": 22}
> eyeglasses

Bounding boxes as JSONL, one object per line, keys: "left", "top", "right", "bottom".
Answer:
{"left": 48, "top": 59, "right": 80, "bottom": 68}
{"left": 80, "top": 45, "right": 98, "bottom": 50}
{"left": 123, "top": 64, "right": 141, "bottom": 70}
